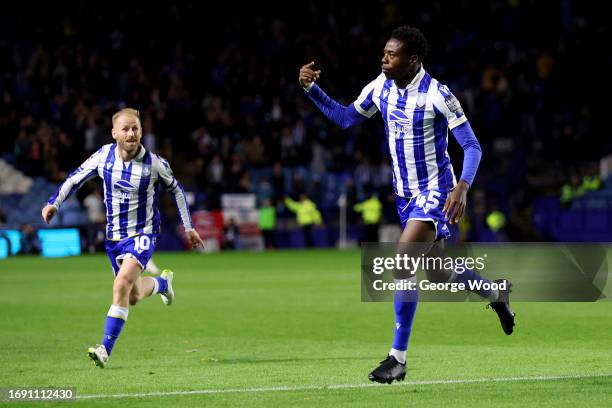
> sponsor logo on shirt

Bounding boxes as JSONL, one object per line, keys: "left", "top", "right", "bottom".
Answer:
{"left": 113, "top": 180, "right": 136, "bottom": 192}
{"left": 388, "top": 109, "right": 412, "bottom": 133}
{"left": 113, "top": 180, "right": 137, "bottom": 203}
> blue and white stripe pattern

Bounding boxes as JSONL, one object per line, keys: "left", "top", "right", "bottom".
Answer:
{"left": 353, "top": 67, "right": 466, "bottom": 198}
{"left": 48, "top": 144, "right": 193, "bottom": 240}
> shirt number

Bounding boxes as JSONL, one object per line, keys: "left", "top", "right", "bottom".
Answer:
{"left": 415, "top": 191, "right": 441, "bottom": 214}
{"left": 134, "top": 236, "right": 150, "bottom": 253}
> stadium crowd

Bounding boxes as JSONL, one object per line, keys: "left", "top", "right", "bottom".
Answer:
{"left": 0, "top": 0, "right": 607, "bottom": 242}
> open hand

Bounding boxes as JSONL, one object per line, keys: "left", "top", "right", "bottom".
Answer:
{"left": 442, "top": 181, "right": 469, "bottom": 224}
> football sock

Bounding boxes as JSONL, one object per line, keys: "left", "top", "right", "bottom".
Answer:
{"left": 450, "top": 268, "right": 498, "bottom": 302}
{"left": 151, "top": 276, "right": 168, "bottom": 295}
{"left": 389, "top": 348, "right": 407, "bottom": 364}
{"left": 102, "top": 304, "right": 128, "bottom": 355}
{"left": 391, "top": 279, "right": 418, "bottom": 354}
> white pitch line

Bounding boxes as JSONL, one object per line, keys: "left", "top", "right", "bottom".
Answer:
{"left": 78, "top": 372, "right": 612, "bottom": 400}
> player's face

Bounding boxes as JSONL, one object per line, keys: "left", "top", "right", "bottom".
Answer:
{"left": 381, "top": 38, "right": 418, "bottom": 80}
{"left": 112, "top": 114, "right": 142, "bottom": 153}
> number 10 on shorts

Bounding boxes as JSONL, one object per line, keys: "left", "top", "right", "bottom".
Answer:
{"left": 134, "top": 235, "right": 150, "bottom": 252}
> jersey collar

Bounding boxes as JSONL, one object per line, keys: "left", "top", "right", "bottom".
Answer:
{"left": 134, "top": 145, "right": 146, "bottom": 161}
{"left": 409, "top": 65, "right": 425, "bottom": 87}
{"left": 395, "top": 65, "right": 426, "bottom": 90}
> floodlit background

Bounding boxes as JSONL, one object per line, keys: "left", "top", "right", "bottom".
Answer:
{"left": 0, "top": 1, "right": 610, "bottom": 406}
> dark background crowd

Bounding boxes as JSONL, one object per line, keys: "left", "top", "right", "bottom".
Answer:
{"left": 0, "top": 0, "right": 609, "bottom": 244}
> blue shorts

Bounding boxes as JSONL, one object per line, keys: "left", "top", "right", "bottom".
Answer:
{"left": 105, "top": 234, "right": 158, "bottom": 276}
{"left": 396, "top": 190, "right": 451, "bottom": 241}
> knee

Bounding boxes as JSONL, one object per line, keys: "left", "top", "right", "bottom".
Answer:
{"left": 128, "top": 285, "right": 142, "bottom": 305}
{"left": 114, "top": 276, "right": 135, "bottom": 292}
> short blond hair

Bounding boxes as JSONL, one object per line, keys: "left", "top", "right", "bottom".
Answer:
{"left": 112, "top": 108, "right": 141, "bottom": 126}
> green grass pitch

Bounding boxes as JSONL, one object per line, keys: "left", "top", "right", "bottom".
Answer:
{"left": 1, "top": 249, "right": 611, "bottom": 407}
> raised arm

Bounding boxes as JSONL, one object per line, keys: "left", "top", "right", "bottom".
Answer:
{"left": 284, "top": 197, "right": 299, "bottom": 212}
{"left": 299, "top": 62, "right": 374, "bottom": 130}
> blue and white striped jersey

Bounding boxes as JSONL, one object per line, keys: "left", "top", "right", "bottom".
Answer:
{"left": 353, "top": 67, "right": 467, "bottom": 198}
{"left": 48, "top": 144, "right": 193, "bottom": 241}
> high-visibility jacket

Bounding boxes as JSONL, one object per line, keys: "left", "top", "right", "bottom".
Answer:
{"left": 582, "top": 175, "right": 601, "bottom": 192}
{"left": 285, "top": 197, "right": 321, "bottom": 226}
{"left": 258, "top": 206, "right": 276, "bottom": 231}
{"left": 353, "top": 196, "right": 382, "bottom": 224}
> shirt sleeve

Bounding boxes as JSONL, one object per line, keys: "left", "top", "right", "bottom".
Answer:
{"left": 352, "top": 77, "right": 380, "bottom": 118}
{"left": 304, "top": 83, "right": 369, "bottom": 130}
{"left": 47, "top": 147, "right": 103, "bottom": 208}
{"left": 155, "top": 155, "right": 194, "bottom": 231}
{"left": 450, "top": 121, "right": 482, "bottom": 186}
{"left": 432, "top": 83, "right": 468, "bottom": 130}
{"left": 284, "top": 197, "right": 299, "bottom": 212}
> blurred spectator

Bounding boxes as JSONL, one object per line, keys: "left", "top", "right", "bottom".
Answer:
{"left": 582, "top": 162, "right": 602, "bottom": 193}
{"left": 353, "top": 192, "right": 382, "bottom": 243}
{"left": 223, "top": 218, "right": 239, "bottom": 250}
{"left": 486, "top": 208, "right": 507, "bottom": 242}
{"left": 207, "top": 155, "right": 225, "bottom": 186}
{"left": 19, "top": 224, "right": 41, "bottom": 255}
{"left": 560, "top": 173, "right": 586, "bottom": 206}
{"left": 458, "top": 216, "right": 471, "bottom": 243}
{"left": 560, "top": 162, "right": 603, "bottom": 207}
{"left": 245, "top": 136, "right": 265, "bottom": 167}
{"left": 285, "top": 194, "right": 322, "bottom": 248}
{"left": 83, "top": 188, "right": 106, "bottom": 253}
{"left": 582, "top": 175, "right": 602, "bottom": 192}
{"left": 258, "top": 198, "right": 277, "bottom": 249}
{"left": 84, "top": 116, "right": 104, "bottom": 155}
{"left": 271, "top": 162, "right": 286, "bottom": 202}
{"left": 486, "top": 210, "right": 506, "bottom": 233}
{"left": 142, "top": 116, "right": 157, "bottom": 153}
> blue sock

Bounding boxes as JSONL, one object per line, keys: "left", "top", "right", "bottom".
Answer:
{"left": 392, "top": 284, "right": 418, "bottom": 351}
{"left": 154, "top": 276, "right": 168, "bottom": 294}
{"left": 102, "top": 305, "right": 128, "bottom": 355}
{"left": 452, "top": 268, "right": 496, "bottom": 300}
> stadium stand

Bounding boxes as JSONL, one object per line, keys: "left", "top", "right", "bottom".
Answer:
{"left": 0, "top": 1, "right": 609, "bottom": 246}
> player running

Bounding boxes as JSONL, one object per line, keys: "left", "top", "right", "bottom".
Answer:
{"left": 42, "top": 108, "right": 204, "bottom": 368}
{"left": 299, "top": 26, "right": 515, "bottom": 384}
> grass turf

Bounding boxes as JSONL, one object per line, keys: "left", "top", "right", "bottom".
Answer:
{"left": 1, "top": 249, "right": 611, "bottom": 407}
